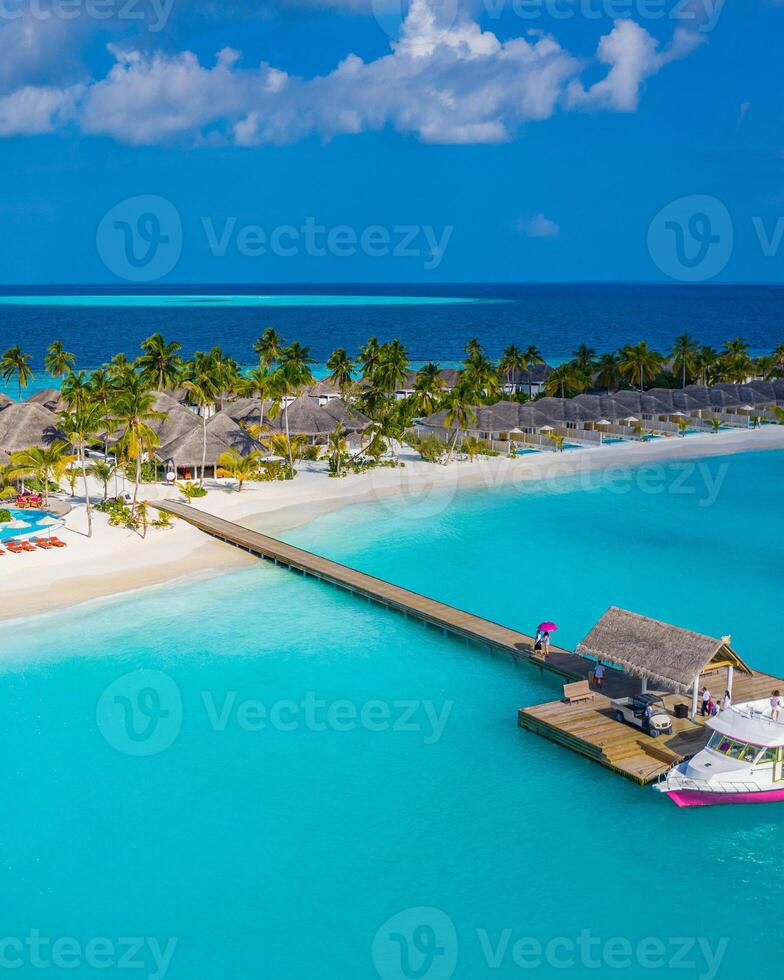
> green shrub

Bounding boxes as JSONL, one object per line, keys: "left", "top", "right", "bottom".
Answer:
{"left": 0, "top": 509, "right": 11, "bottom": 523}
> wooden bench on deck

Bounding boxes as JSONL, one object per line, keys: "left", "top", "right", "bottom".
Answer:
{"left": 563, "top": 680, "right": 594, "bottom": 703}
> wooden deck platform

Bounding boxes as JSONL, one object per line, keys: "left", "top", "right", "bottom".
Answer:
{"left": 153, "top": 499, "right": 784, "bottom": 787}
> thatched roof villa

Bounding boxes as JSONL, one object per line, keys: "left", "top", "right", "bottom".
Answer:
{"left": 0, "top": 402, "right": 65, "bottom": 453}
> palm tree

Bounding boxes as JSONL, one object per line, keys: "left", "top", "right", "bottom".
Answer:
{"left": 443, "top": 386, "right": 477, "bottom": 463}
{"left": 572, "top": 345, "right": 596, "bottom": 375}
{"left": 135, "top": 500, "right": 150, "bottom": 539}
{"left": 216, "top": 448, "right": 262, "bottom": 491}
{"left": 58, "top": 403, "right": 106, "bottom": 537}
{"left": 138, "top": 333, "right": 183, "bottom": 390}
{"left": 60, "top": 370, "right": 94, "bottom": 413}
{"left": 44, "top": 341, "right": 75, "bottom": 378}
{"left": 463, "top": 338, "right": 484, "bottom": 366}
{"left": 754, "top": 355, "right": 776, "bottom": 379}
{"left": 176, "top": 480, "right": 201, "bottom": 503}
{"left": 108, "top": 376, "right": 164, "bottom": 504}
{"left": 595, "top": 352, "right": 621, "bottom": 393}
{"left": 240, "top": 364, "right": 277, "bottom": 432}
{"left": 327, "top": 422, "right": 349, "bottom": 477}
{"left": 357, "top": 337, "right": 382, "bottom": 381}
{"left": 1, "top": 345, "right": 33, "bottom": 400}
{"left": 618, "top": 341, "right": 664, "bottom": 391}
{"left": 326, "top": 348, "right": 355, "bottom": 394}
{"left": 411, "top": 363, "right": 445, "bottom": 416}
{"left": 374, "top": 340, "right": 409, "bottom": 397}
{"left": 462, "top": 354, "right": 501, "bottom": 404}
{"left": 7, "top": 442, "right": 75, "bottom": 507}
{"left": 544, "top": 363, "right": 586, "bottom": 399}
{"left": 671, "top": 333, "right": 700, "bottom": 388}
{"left": 89, "top": 459, "right": 116, "bottom": 501}
{"left": 254, "top": 328, "right": 285, "bottom": 370}
{"left": 723, "top": 336, "right": 749, "bottom": 358}
{"left": 277, "top": 342, "right": 315, "bottom": 477}
{"left": 498, "top": 345, "right": 524, "bottom": 393}
{"left": 694, "top": 346, "right": 718, "bottom": 386}
{"left": 522, "top": 345, "right": 544, "bottom": 400}
{"left": 181, "top": 377, "right": 218, "bottom": 486}
{"left": 772, "top": 344, "right": 784, "bottom": 376}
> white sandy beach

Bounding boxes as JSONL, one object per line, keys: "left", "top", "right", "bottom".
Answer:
{"left": 2, "top": 425, "right": 783, "bottom": 621}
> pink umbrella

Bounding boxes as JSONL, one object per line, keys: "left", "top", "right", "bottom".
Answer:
{"left": 538, "top": 621, "right": 558, "bottom": 632}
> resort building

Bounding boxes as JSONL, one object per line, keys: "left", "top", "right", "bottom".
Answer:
{"left": 416, "top": 381, "right": 784, "bottom": 450}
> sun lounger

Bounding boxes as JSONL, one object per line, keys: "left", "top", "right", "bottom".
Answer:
{"left": 48, "top": 537, "right": 67, "bottom": 547}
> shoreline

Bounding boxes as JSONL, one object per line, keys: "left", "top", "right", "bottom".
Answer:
{"left": 1, "top": 426, "right": 782, "bottom": 623}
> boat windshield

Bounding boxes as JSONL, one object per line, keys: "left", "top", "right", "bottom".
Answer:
{"left": 707, "top": 732, "right": 774, "bottom": 764}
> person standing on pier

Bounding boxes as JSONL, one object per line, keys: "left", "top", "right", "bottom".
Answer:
{"left": 542, "top": 632, "right": 551, "bottom": 659}
{"left": 701, "top": 687, "right": 712, "bottom": 717}
{"left": 593, "top": 661, "right": 605, "bottom": 688}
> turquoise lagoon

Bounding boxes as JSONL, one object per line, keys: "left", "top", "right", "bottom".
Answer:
{"left": 0, "top": 294, "right": 493, "bottom": 308}
{"left": 2, "top": 450, "right": 783, "bottom": 979}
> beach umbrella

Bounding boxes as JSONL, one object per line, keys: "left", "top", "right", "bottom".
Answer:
{"left": 624, "top": 416, "right": 639, "bottom": 423}
{"left": 538, "top": 621, "right": 558, "bottom": 632}
{"left": 596, "top": 419, "right": 611, "bottom": 426}
{"left": 7, "top": 519, "right": 30, "bottom": 529}
{"left": 38, "top": 516, "right": 59, "bottom": 527}
{"left": 540, "top": 425, "right": 555, "bottom": 432}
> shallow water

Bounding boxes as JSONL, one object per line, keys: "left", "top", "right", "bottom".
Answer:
{"left": 1, "top": 449, "right": 782, "bottom": 979}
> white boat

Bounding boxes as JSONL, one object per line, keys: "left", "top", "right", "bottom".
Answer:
{"left": 655, "top": 698, "right": 784, "bottom": 807}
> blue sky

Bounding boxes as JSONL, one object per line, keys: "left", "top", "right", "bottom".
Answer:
{"left": 0, "top": 0, "right": 781, "bottom": 283}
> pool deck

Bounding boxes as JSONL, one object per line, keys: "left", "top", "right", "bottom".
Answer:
{"left": 153, "top": 499, "right": 784, "bottom": 787}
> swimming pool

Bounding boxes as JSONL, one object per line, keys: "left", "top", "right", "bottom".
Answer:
{"left": 515, "top": 448, "right": 540, "bottom": 456}
{"left": 0, "top": 508, "right": 59, "bottom": 542}
{"left": 601, "top": 437, "right": 626, "bottom": 444}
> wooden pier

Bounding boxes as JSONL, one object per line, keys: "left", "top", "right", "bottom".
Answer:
{"left": 152, "top": 499, "right": 580, "bottom": 673}
{"left": 153, "top": 499, "right": 784, "bottom": 787}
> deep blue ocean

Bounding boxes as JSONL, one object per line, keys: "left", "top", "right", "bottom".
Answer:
{"left": 0, "top": 284, "right": 780, "bottom": 373}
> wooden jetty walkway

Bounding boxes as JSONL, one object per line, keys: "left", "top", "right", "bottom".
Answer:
{"left": 153, "top": 499, "right": 784, "bottom": 787}
{"left": 152, "top": 499, "right": 581, "bottom": 674}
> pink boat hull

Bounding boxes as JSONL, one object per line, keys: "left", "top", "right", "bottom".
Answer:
{"left": 666, "top": 787, "right": 784, "bottom": 807}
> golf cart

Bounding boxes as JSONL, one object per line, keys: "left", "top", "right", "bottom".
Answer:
{"left": 611, "top": 693, "right": 673, "bottom": 738}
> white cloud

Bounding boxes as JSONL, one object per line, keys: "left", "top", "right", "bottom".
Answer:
{"left": 518, "top": 214, "right": 560, "bottom": 238}
{"left": 0, "top": 5, "right": 706, "bottom": 145}
{"left": 566, "top": 20, "right": 704, "bottom": 113}
{"left": 0, "top": 84, "right": 82, "bottom": 136}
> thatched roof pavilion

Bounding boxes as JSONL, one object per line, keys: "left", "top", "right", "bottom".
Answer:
{"left": 156, "top": 412, "right": 263, "bottom": 470}
{"left": 576, "top": 607, "right": 752, "bottom": 705}
{"left": 259, "top": 396, "right": 370, "bottom": 439}
{"left": 0, "top": 392, "right": 13, "bottom": 411}
{"left": 0, "top": 402, "right": 65, "bottom": 453}
{"left": 26, "top": 388, "right": 63, "bottom": 412}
